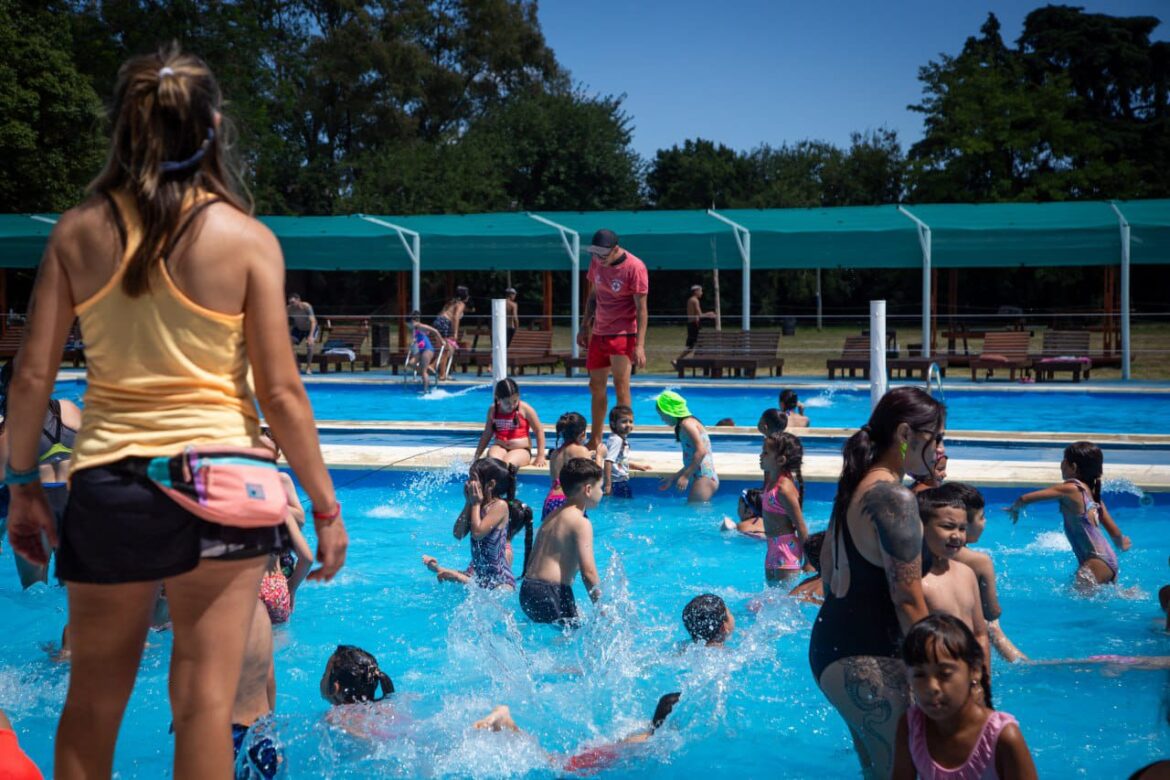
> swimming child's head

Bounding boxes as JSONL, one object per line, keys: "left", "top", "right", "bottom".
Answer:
{"left": 682, "top": 594, "right": 734, "bottom": 646}
{"left": 804, "top": 531, "right": 826, "bottom": 574}
{"left": 779, "top": 389, "right": 799, "bottom": 412}
{"left": 655, "top": 391, "right": 692, "bottom": 427}
{"left": 452, "top": 285, "right": 470, "bottom": 303}
{"left": 555, "top": 412, "right": 588, "bottom": 447}
{"left": 408, "top": 309, "right": 422, "bottom": 325}
{"left": 737, "top": 489, "right": 762, "bottom": 521}
{"left": 469, "top": 457, "right": 516, "bottom": 502}
{"left": 559, "top": 457, "right": 603, "bottom": 509}
{"left": 902, "top": 614, "right": 992, "bottom": 715}
{"left": 917, "top": 488, "right": 968, "bottom": 561}
{"left": 757, "top": 408, "right": 787, "bottom": 437}
{"left": 929, "top": 482, "right": 985, "bottom": 543}
{"left": 493, "top": 378, "right": 520, "bottom": 413}
{"left": 320, "top": 645, "right": 394, "bottom": 705}
{"left": 609, "top": 404, "right": 634, "bottom": 436}
{"left": 760, "top": 432, "right": 805, "bottom": 503}
{"left": 1062, "top": 441, "right": 1104, "bottom": 502}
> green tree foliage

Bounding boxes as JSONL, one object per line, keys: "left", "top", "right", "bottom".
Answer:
{"left": 0, "top": 0, "right": 105, "bottom": 211}
{"left": 646, "top": 138, "right": 752, "bottom": 209}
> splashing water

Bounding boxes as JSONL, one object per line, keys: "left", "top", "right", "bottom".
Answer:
{"left": 1024, "top": 530, "right": 1073, "bottom": 553}
{"left": 801, "top": 388, "right": 840, "bottom": 409}
{"left": 422, "top": 383, "right": 491, "bottom": 401}
{"left": 1103, "top": 477, "right": 1153, "bottom": 505}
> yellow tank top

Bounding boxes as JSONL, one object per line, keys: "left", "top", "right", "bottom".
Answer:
{"left": 70, "top": 189, "right": 260, "bottom": 473}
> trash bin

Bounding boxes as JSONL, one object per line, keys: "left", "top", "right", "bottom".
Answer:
{"left": 782, "top": 317, "right": 797, "bottom": 336}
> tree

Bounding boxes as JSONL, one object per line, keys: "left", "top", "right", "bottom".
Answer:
{"left": 646, "top": 138, "right": 752, "bottom": 209}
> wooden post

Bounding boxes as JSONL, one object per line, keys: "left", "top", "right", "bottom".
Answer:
{"left": 712, "top": 268, "right": 722, "bottom": 331}
{"left": 397, "top": 271, "right": 408, "bottom": 349}
{"left": 543, "top": 271, "right": 553, "bottom": 331}
{"left": 1104, "top": 266, "right": 1118, "bottom": 356}
{"left": 947, "top": 269, "right": 959, "bottom": 354}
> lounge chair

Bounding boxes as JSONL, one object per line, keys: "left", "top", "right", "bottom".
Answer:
{"left": 710, "top": 331, "right": 784, "bottom": 378}
{"left": 475, "top": 329, "right": 558, "bottom": 376}
{"left": 970, "top": 331, "right": 1032, "bottom": 381}
{"left": 675, "top": 330, "right": 726, "bottom": 378}
{"left": 826, "top": 336, "right": 872, "bottom": 379}
{"left": 889, "top": 350, "right": 947, "bottom": 379}
{"left": 315, "top": 319, "right": 372, "bottom": 372}
{"left": 1031, "top": 330, "right": 1092, "bottom": 383}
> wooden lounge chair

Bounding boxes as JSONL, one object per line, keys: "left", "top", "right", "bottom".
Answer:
{"left": 675, "top": 330, "right": 726, "bottom": 378}
{"left": 970, "top": 331, "right": 1032, "bottom": 381}
{"left": 826, "top": 336, "right": 872, "bottom": 379}
{"left": 454, "top": 324, "right": 490, "bottom": 375}
{"left": 1031, "top": 330, "right": 1092, "bottom": 383}
{"left": 314, "top": 319, "right": 372, "bottom": 372}
{"left": 0, "top": 325, "right": 24, "bottom": 360}
{"left": 475, "top": 329, "right": 559, "bottom": 376}
{"left": 709, "top": 331, "right": 784, "bottom": 378}
{"left": 889, "top": 351, "right": 947, "bottom": 379}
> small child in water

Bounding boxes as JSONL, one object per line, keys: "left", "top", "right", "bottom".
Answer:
{"left": 473, "top": 378, "right": 547, "bottom": 468}
{"left": 682, "top": 594, "right": 735, "bottom": 647}
{"left": 918, "top": 490, "right": 991, "bottom": 672}
{"left": 719, "top": 488, "right": 765, "bottom": 539}
{"left": 520, "top": 458, "right": 603, "bottom": 626}
{"left": 892, "top": 615, "right": 1038, "bottom": 780}
{"left": 779, "top": 389, "right": 809, "bottom": 428}
{"left": 788, "top": 531, "right": 826, "bottom": 604}
{"left": 656, "top": 390, "right": 718, "bottom": 502}
{"left": 319, "top": 645, "right": 401, "bottom": 741}
{"left": 1006, "top": 441, "right": 1131, "bottom": 587}
{"left": 603, "top": 405, "right": 650, "bottom": 498}
{"left": 760, "top": 432, "right": 810, "bottom": 583}
{"left": 543, "top": 412, "right": 604, "bottom": 520}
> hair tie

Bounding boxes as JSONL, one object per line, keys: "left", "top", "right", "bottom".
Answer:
{"left": 160, "top": 127, "right": 215, "bottom": 173}
{"left": 158, "top": 66, "right": 176, "bottom": 78}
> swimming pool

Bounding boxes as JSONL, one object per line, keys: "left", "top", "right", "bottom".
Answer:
{"left": 52, "top": 378, "right": 1170, "bottom": 434}
{"left": 2, "top": 468, "right": 1166, "bottom": 777}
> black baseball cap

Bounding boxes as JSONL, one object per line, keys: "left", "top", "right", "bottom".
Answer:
{"left": 587, "top": 229, "right": 619, "bottom": 256}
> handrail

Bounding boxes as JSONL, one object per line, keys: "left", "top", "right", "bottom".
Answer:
{"left": 925, "top": 362, "right": 945, "bottom": 401}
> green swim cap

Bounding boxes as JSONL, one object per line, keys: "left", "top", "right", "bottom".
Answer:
{"left": 656, "top": 390, "right": 691, "bottom": 419}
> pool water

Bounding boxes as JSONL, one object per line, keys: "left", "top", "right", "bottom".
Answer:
{"left": 1, "top": 468, "right": 1167, "bottom": 778}
{"left": 51, "top": 379, "right": 1170, "bottom": 434}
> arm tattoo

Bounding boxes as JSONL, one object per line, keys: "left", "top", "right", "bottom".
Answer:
{"left": 861, "top": 482, "right": 922, "bottom": 563}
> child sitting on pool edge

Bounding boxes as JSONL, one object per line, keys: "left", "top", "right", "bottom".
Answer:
{"left": 682, "top": 594, "right": 735, "bottom": 647}
{"left": 473, "top": 378, "right": 547, "bottom": 469}
{"left": 520, "top": 458, "right": 604, "bottom": 626}
{"left": 604, "top": 404, "right": 651, "bottom": 498}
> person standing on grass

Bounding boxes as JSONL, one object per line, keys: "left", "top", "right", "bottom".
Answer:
{"left": 287, "top": 293, "right": 318, "bottom": 374}
{"left": 577, "top": 229, "right": 649, "bottom": 447}
{"left": 505, "top": 287, "right": 519, "bottom": 345}
{"left": 674, "top": 284, "right": 716, "bottom": 367}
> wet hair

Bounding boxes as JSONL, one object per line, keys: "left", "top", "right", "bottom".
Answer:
{"left": 554, "top": 411, "right": 588, "bottom": 449}
{"left": 1065, "top": 441, "right": 1104, "bottom": 504}
{"left": 682, "top": 594, "right": 728, "bottom": 643}
{"left": 559, "top": 457, "right": 603, "bottom": 497}
{"left": 326, "top": 645, "right": 394, "bottom": 703}
{"left": 832, "top": 387, "right": 945, "bottom": 534}
{"left": 901, "top": 614, "right": 993, "bottom": 710}
{"left": 469, "top": 457, "right": 517, "bottom": 503}
{"left": 804, "top": 531, "right": 826, "bottom": 574}
{"left": 931, "top": 482, "right": 984, "bottom": 514}
{"left": 650, "top": 692, "right": 682, "bottom": 731}
{"left": 90, "top": 43, "right": 249, "bottom": 298}
{"left": 609, "top": 404, "right": 633, "bottom": 426}
{"left": 448, "top": 285, "right": 470, "bottom": 305}
{"left": 779, "top": 389, "right": 800, "bottom": 412}
{"left": 493, "top": 377, "right": 519, "bottom": 401}
{"left": 764, "top": 432, "right": 805, "bottom": 505}
{"left": 758, "top": 408, "right": 787, "bottom": 436}
{"left": 738, "top": 488, "right": 762, "bottom": 518}
{"left": 408, "top": 309, "right": 422, "bottom": 322}
{"left": 916, "top": 485, "right": 968, "bottom": 525}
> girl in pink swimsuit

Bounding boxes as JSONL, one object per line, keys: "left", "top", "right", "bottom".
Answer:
{"left": 759, "top": 432, "right": 810, "bottom": 583}
{"left": 892, "top": 614, "right": 1038, "bottom": 780}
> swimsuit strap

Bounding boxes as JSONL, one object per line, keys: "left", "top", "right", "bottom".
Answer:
{"left": 161, "top": 195, "right": 224, "bottom": 264}
{"left": 1063, "top": 478, "right": 1099, "bottom": 522}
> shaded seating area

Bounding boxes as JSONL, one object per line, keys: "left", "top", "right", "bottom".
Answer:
{"left": 314, "top": 318, "right": 372, "bottom": 372}
{"left": 1031, "top": 330, "right": 1093, "bottom": 382}
{"left": 970, "top": 331, "right": 1032, "bottom": 381}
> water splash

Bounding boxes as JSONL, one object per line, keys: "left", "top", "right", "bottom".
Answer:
{"left": 801, "top": 387, "right": 840, "bottom": 409}
{"left": 422, "top": 383, "right": 491, "bottom": 401}
{"left": 1102, "top": 477, "right": 1153, "bottom": 506}
{"left": 403, "top": 458, "right": 472, "bottom": 503}
{"left": 1024, "top": 531, "right": 1072, "bottom": 553}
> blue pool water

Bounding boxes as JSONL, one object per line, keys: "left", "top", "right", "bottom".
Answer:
{"left": 2, "top": 468, "right": 1167, "bottom": 778}
{"left": 53, "top": 378, "right": 1170, "bottom": 434}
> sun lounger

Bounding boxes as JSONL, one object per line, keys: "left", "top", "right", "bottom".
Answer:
{"left": 826, "top": 336, "right": 872, "bottom": 379}
{"left": 1031, "top": 330, "right": 1092, "bottom": 383}
{"left": 709, "top": 331, "right": 785, "bottom": 378}
{"left": 970, "top": 331, "right": 1032, "bottom": 381}
{"left": 675, "top": 330, "right": 726, "bottom": 378}
{"left": 314, "top": 319, "right": 372, "bottom": 372}
{"left": 475, "top": 329, "right": 559, "bottom": 376}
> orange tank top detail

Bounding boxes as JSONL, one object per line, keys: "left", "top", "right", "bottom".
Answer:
{"left": 70, "top": 189, "right": 260, "bottom": 474}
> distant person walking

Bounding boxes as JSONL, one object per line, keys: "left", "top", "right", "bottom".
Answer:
{"left": 674, "top": 284, "right": 716, "bottom": 367}
{"left": 505, "top": 287, "right": 519, "bottom": 344}
{"left": 577, "top": 229, "right": 649, "bottom": 446}
{"left": 287, "top": 293, "right": 318, "bottom": 374}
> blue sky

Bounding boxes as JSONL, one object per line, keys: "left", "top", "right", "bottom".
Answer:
{"left": 536, "top": 0, "right": 1169, "bottom": 160}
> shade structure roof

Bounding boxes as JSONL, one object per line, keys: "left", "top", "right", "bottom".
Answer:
{"left": 0, "top": 200, "right": 1166, "bottom": 271}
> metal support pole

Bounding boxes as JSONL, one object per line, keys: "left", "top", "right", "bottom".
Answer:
{"left": 816, "top": 268, "right": 823, "bottom": 331}
{"left": 1110, "top": 203, "right": 1132, "bottom": 380}
{"left": 491, "top": 298, "right": 507, "bottom": 384}
{"left": 526, "top": 213, "right": 582, "bottom": 371}
{"left": 706, "top": 210, "right": 752, "bottom": 331}
{"left": 898, "top": 207, "right": 932, "bottom": 358}
{"left": 870, "top": 300, "right": 888, "bottom": 410}
{"left": 359, "top": 215, "right": 422, "bottom": 312}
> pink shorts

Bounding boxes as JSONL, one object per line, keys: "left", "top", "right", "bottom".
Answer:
{"left": 766, "top": 534, "right": 803, "bottom": 572}
{"left": 586, "top": 334, "right": 637, "bottom": 371}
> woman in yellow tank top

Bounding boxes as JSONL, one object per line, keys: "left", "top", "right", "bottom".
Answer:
{"left": 4, "top": 45, "right": 348, "bottom": 778}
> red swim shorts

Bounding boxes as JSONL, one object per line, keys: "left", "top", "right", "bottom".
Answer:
{"left": 585, "top": 333, "right": 638, "bottom": 371}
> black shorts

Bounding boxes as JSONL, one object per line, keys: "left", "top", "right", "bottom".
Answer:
{"left": 290, "top": 326, "right": 317, "bottom": 344}
{"left": 685, "top": 321, "right": 700, "bottom": 348}
{"left": 519, "top": 577, "right": 579, "bottom": 625}
{"left": 57, "top": 459, "right": 289, "bottom": 584}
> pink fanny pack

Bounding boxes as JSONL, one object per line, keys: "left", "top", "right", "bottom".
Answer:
{"left": 145, "top": 446, "right": 287, "bottom": 528}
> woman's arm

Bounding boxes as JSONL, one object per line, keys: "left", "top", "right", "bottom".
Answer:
{"left": 451, "top": 304, "right": 463, "bottom": 341}
{"left": 285, "top": 515, "right": 315, "bottom": 600}
{"left": 473, "top": 408, "right": 494, "bottom": 461}
{"left": 576, "top": 520, "right": 601, "bottom": 603}
{"left": 1097, "top": 501, "right": 1131, "bottom": 551}
{"left": 524, "top": 403, "right": 547, "bottom": 467}
{"left": 863, "top": 482, "right": 929, "bottom": 633}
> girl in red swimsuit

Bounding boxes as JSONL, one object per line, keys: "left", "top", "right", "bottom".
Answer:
{"left": 473, "top": 379, "right": 546, "bottom": 469}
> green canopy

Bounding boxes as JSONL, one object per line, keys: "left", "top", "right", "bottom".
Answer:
{"left": 357, "top": 212, "right": 570, "bottom": 271}
{"left": 260, "top": 215, "right": 417, "bottom": 271}
{"left": 0, "top": 215, "right": 58, "bottom": 267}
{"left": 1114, "top": 199, "right": 1170, "bottom": 267}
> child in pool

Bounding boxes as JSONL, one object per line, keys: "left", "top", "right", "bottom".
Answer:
{"left": 788, "top": 531, "right": 826, "bottom": 604}
{"left": 603, "top": 405, "right": 650, "bottom": 498}
{"left": 405, "top": 310, "right": 444, "bottom": 392}
{"left": 543, "top": 412, "right": 604, "bottom": 520}
{"left": 320, "top": 645, "right": 402, "bottom": 740}
{"left": 760, "top": 432, "right": 810, "bottom": 582}
{"left": 257, "top": 430, "right": 314, "bottom": 624}
{"left": 473, "top": 378, "right": 546, "bottom": 469}
{"left": 918, "top": 490, "right": 991, "bottom": 672}
{"left": 422, "top": 458, "right": 531, "bottom": 590}
{"left": 780, "top": 389, "right": 809, "bottom": 428}
{"left": 1005, "top": 441, "right": 1131, "bottom": 587}
{"left": 719, "top": 488, "right": 765, "bottom": 538}
{"left": 756, "top": 408, "right": 787, "bottom": 437}
{"left": 656, "top": 391, "right": 718, "bottom": 503}
{"left": 520, "top": 458, "right": 603, "bottom": 626}
{"left": 891, "top": 614, "right": 1038, "bottom": 780}
{"left": 682, "top": 594, "right": 735, "bottom": 647}
{"left": 929, "top": 483, "right": 1026, "bottom": 663}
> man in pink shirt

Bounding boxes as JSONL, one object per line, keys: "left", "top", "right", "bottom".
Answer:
{"left": 577, "top": 229, "right": 649, "bottom": 446}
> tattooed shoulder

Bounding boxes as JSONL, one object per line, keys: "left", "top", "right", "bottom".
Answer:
{"left": 860, "top": 482, "right": 922, "bottom": 563}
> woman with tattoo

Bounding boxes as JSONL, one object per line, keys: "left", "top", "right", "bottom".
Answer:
{"left": 808, "top": 386, "right": 945, "bottom": 779}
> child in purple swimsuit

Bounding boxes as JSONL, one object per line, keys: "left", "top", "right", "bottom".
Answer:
{"left": 1006, "top": 441, "right": 1131, "bottom": 587}
{"left": 892, "top": 614, "right": 1038, "bottom": 780}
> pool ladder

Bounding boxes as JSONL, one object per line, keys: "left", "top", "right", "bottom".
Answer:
{"left": 925, "top": 362, "right": 945, "bottom": 401}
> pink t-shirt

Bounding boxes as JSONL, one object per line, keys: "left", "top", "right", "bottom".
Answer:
{"left": 587, "top": 251, "right": 649, "bottom": 336}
